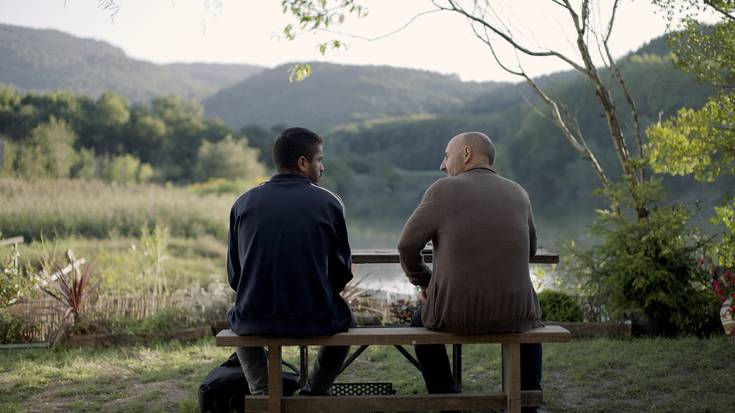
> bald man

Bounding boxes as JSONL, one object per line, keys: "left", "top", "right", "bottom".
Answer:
{"left": 397, "top": 132, "right": 542, "bottom": 412}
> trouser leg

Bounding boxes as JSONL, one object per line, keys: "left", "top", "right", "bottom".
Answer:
{"left": 304, "top": 345, "right": 351, "bottom": 394}
{"left": 520, "top": 343, "right": 542, "bottom": 390}
{"left": 520, "top": 342, "right": 542, "bottom": 413}
{"left": 236, "top": 346, "right": 269, "bottom": 395}
{"left": 411, "top": 309, "right": 458, "bottom": 394}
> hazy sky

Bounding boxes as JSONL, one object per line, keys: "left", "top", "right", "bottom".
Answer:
{"left": 0, "top": 1, "right": 718, "bottom": 82}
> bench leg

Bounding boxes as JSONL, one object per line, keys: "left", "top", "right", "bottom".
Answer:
{"left": 452, "top": 344, "right": 462, "bottom": 392}
{"left": 299, "top": 346, "right": 309, "bottom": 388}
{"left": 502, "top": 343, "right": 521, "bottom": 413}
{"left": 268, "top": 345, "right": 282, "bottom": 413}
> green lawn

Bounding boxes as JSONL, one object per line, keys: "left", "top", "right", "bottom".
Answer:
{"left": 0, "top": 336, "right": 733, "bottom": 412}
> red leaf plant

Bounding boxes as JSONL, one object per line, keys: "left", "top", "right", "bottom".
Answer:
{"left": 41, "top": 262, "right": 98, "bottom": 346}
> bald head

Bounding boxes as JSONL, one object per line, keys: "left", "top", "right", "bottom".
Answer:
{"left": 454, "top": 132, "right": 495, "bottom": 166}
{"left": 440, "top": 131, "right": 496, "bottom": 176}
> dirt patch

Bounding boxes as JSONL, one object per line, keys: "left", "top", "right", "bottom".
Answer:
{"left": 107, "top": 379, "right": 191, "bottom": 411}
{"left": 24, "top": 378, "right": 192, "bottom": 412}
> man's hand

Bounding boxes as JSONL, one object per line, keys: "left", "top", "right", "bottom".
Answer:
{"left": 417, "top": 287, "right": 428, "bottom": 304}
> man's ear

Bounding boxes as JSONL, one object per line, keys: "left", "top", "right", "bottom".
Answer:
{"left": 297, "top": 155, "right": 309, "bottom": 173}
{"left": 463, "top": 146, "right": 472, "bottom": 164}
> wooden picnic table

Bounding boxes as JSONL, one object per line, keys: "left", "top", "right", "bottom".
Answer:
{"left": 350, "top": 247, "right": 559, "bottom": 264}
{"left": 216, "top": 247, "right": 564, "bottom": 412}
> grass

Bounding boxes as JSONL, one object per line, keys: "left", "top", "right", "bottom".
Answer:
{"left": 0, "top": 178, "right": 237, "bottom": 241}
{"left": 0, "top": 336, "right": 733, "bottom": 412}
{"left": 0, "top": 235, "right": 227, "bottom": 292}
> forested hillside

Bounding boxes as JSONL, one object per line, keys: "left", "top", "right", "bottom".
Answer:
{"left": 0, "top": 24, "right": 263, "bottom": 101}
{"left": 0, "top": 23, "right": 726, "bottom": 245}
{"left": 203, "top": 62, "right": 507, "bottom": 129}
{"left": 164, "top": 62, "right": 264, "bottom": 92}
{"left": 315, "top": 45, "right": 727, "bottom": 237}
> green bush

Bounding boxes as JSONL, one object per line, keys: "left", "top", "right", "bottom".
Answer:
{"left": 0, "top": 311, "right": 40, "bottom": 343}
{"left": 0, "top": 238, "right": 34, "bottom": 309}
{"left": 567, "top": 180, "right": 721, "bottom": 336}
{"left": 538, "top": 290, "right": 583, "bottom": 322}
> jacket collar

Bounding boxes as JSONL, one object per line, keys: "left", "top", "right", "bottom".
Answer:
{"left": 270, "top": 173, "right": 311, "bottom": 183}
{"left": 465, "top": 166, "right": 497, "bottom": 174}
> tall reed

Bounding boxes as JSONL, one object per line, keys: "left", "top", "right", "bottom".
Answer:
{"left": 0, "top": 178, "right": 238, "bottom": 240}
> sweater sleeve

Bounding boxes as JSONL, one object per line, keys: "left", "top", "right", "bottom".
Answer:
{"left": 397, "top": 182, "right": 442, "bottom": 288}
{"left": 226, "top": 207, "right": 241, "bottom": 292}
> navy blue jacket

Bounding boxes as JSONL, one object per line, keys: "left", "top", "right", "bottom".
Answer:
{"left": 227, "top": 174, "right": 354, "bottom": 337}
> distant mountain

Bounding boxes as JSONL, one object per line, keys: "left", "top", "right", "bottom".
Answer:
{"left": 0, "top": 24, "right": 264, "bottom": 102}
{"left": 203, "top": 62, "right": 508, "bottom": 130}
{"left": 164, "top": 62, "right": 264, "bottom": 92}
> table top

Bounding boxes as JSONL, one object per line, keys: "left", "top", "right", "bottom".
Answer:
{"left": 351, "top": 248, "right": 558, "bottom": 264}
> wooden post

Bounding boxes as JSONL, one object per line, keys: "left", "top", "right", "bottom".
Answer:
{"left": 502, "top": 343, "right": 522, "bottom": 413}
{"left": 0, "top": 236, "right": 24, "bottom": 248}
{"left": 268, "top": 345, "right": 283, "bottom": 413}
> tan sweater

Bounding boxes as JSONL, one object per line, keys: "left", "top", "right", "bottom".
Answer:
{"left": 397, "top": 168, "right": 542, "bottom": 334}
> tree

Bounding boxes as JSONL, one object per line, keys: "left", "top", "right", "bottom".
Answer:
{"left": 647, "top": 0, "right": 735, "bottom": 267}
{"left": 194, "top": 135, "right": 265, "bottom": 182}
{"left": 101, "top": 154, "right": 154, "bottom": 184}
{"left": 15, "top": 117, "right": 78, "bottom": 179}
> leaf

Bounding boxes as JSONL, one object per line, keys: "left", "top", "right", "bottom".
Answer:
{"left": 288, "top": 64, "right": 312, "bottom": 82}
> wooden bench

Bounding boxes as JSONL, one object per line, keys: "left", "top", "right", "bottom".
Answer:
{"left": 216, "top": 325, "right": 571, "bottom": 413}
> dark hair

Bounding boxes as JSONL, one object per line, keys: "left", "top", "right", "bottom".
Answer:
{"left": 272, "top": 127, "right": 324, "bottom": 172}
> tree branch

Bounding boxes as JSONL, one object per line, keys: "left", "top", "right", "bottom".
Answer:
{"left": 444, "top": 0, "right": 587, "bottom": 73}
{"left": 317, "top": 9, "right": 442, "bottom": 42}
{"left": 600, "top": 0, "right": 644, "bottom": 180}
{"left": 469, "top": 24, "right": 524, "bottom": 76}
{"left": 522, "top": 72, "right": 610, "bottom": 187}
{"left": 604, "top": 0, "right": 621, "bottom": 44}
{"left": 705, "top": 0, "right": 735, "bottom": 21}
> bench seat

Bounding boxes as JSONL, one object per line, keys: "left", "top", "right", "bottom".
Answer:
{"left": 216, "top": 326, "right": 571, "bottom": 413}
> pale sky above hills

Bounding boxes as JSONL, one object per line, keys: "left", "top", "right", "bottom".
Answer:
{"left": 0, "top": 0, "right": 720, "bottom": 82}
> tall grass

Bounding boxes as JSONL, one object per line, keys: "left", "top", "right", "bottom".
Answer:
{"left": 0, "top": 178, "right": 239, "bottom": 240}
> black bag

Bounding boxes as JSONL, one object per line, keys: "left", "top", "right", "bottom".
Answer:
{"left": 198, "top": 352, "right": 300, "bottom": 413}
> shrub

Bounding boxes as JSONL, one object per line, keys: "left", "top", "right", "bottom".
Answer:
{"left": 0, "top": 236, "right": 35, "bottom": 308}
{"left": 41, "top": 260, "right": 98, "bottom": 346}
{"left": 101, "top": 154, "right": 155, "bottom": 184}
{"left": 567, "top": 180, "right": 721, "bottom": 336}
{"left": 537, "top": 290, "right": 583, "bottom": 322}
{"left": 186, "top": 177, "right": 264, "bottom": 196}
{"left": 0, "top": 311, "right": 40, "bottom": 344}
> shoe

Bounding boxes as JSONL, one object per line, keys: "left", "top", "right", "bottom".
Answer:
{"left": 298, "top": 388, "right": 331, "bottom": 396}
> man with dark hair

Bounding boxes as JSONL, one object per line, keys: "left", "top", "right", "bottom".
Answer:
{"left": 227, "top": 127, "right": 353, "bottom": 395}
{"left": 398, "top": 131, "right": 543, "bottom": 413}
